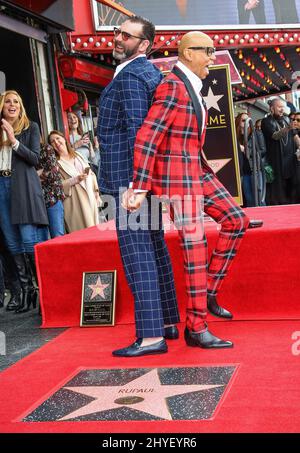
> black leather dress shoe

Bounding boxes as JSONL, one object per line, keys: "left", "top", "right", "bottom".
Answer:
{"left": 248, "top": 219, "right": 263, "bottom": 229}
{"left": 164, "top": 325, "right": 179, "bottom": 340}
{"left": 207, "top": 295, "right": 233, "bottom": 319}
{"left": 184, "top": 327, "right": 233, "bottom": 349}
{"left": 112, "top": 338, "right": 168, "bottom": 357}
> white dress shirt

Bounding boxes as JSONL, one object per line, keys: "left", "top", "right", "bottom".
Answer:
{"left": 176, "top": 60, "right": 206, "bottom": 134}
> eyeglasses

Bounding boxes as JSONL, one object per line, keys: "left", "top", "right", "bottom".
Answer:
{"left": 188, "top": 46, "right": 216, "bottom": 56}
{"left": 113, "top": 27, "right": 147, "bottom": 42}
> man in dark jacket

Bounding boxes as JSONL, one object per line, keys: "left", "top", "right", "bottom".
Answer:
{"left": 261, "top": 98, "right": 299, "bottom": 205}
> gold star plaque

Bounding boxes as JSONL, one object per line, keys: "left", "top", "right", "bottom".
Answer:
{"left": 80, "top": 271, "right": 116, "bottom": 327}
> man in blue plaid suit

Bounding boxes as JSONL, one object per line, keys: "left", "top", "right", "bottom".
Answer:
{"left": 97, "top": 16, "right": 180, "bottom": 357}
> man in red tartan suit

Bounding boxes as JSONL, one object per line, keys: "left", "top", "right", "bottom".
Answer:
{"left": 122, "top": 31, "right": 250, "bottom": 352}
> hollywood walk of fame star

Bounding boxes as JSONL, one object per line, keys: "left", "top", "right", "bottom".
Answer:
{"left": 88, "top": 277, "right": 110, "bottom": 300}
{"left": 203, "top": 87, "right": 224, "bottom": 112}
{"left": 58, "top": 368, "right": 223, "bottom": 421}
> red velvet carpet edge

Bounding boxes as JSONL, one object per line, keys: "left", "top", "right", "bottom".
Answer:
{"left": 1, "top": 319, "right": 300, "bottom": 433}
{"left": 37, "top": 205, "right": 300, "bottom": 328}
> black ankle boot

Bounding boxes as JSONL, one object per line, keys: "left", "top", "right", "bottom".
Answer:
{"left": 207, "top": 294, "right": 233, "bottom": 319}
{"left": 12, "top": 254, "right": 33, "bottom": 314}
{"left": 5, "top": 279, "right": 22, "bottom": 311}
{"left": 5, "top": 291, "right": 21, "bottom": 311}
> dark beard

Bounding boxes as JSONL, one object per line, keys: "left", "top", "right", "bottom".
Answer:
{"left": 113, "top": 41, "right": 141, "bottom": 62}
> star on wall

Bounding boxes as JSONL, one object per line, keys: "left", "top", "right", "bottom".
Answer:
{"left": 212, "top": 79, "right": 218, "bottom": 85}
{"left": 203, "top": 87, "right": 224, "bottom": 112}
{"left": 206, "top": 158, "right": 232, "bottom": 174}
{"left": 88, "top": 277, "right": 109, "bottom": 300}
{"left": 59, "top": 368, "right": 223, "bottom": 421}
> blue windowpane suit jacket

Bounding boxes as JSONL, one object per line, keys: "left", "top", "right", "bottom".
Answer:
{"left": 97, "top": 56, "right": 163, "bottom": 194}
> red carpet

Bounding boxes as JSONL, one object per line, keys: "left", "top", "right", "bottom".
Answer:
{"left": 36, "top": 205, "right": 300, "bottom": 328}
{"left": 1, "top": 205, "right": 299, "bottom": 433}
{"left": 0, "top": 319, "right": 300, "bottom": 432}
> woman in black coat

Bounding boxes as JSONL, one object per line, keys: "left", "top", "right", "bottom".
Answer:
{"left": 0, "top": 90, "right": 48, "bottom": 313}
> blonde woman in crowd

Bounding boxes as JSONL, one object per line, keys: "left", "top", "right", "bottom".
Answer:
{"left": 48, "top": 130, "right": 100, "bottom": 233}
{"left": 0, "top": 90, "right": 48, "bottom": 313}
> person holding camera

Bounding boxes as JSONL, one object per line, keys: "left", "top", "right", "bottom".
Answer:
{"left": 48, "top": 130, "right": 100, "bottom": 233}
{"left": 67, "top": 112, "right": 99, "bottom": 169}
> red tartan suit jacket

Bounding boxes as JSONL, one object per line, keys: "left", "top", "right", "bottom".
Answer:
{"left": 132, "top": 66, "right": 213, "bottom": 199}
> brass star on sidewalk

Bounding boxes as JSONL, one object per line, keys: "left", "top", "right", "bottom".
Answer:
{"left": 88, "top": 277, "right": 109, "bottom": 300}
{"left": 59, "top": 369, "right": 223, "bottom": 421}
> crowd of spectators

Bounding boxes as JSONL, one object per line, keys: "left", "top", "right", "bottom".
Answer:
{"left": 236, "top": 98, "right": 300, "bottom": 207}
{"left": 0, "top": 90, "right": 102, "bottom": 313}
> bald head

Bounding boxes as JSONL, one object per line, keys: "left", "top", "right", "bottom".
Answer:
{"left": 178, "top": 31, "right": 216, "bottom": 80}
{"left": 178, "top": 31, "right": 214, "bottom": 58}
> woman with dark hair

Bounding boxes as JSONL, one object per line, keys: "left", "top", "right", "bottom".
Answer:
{"left": 235, "top": 112, "right": 266, "bottom": 206}
{"left": 48, "top": 130, "right": 100, "bottom": 233}
{"left": 236, "top": 113, "right": 254, "bottom": 206}
{"left": 67, "top": 111, "right": 99, "bottom": 169}
{"left": 37, "top": 143, "right": 65, "bottom": 238}
{"left": 0, "top": 90, "right": 48, "bottom": 313}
